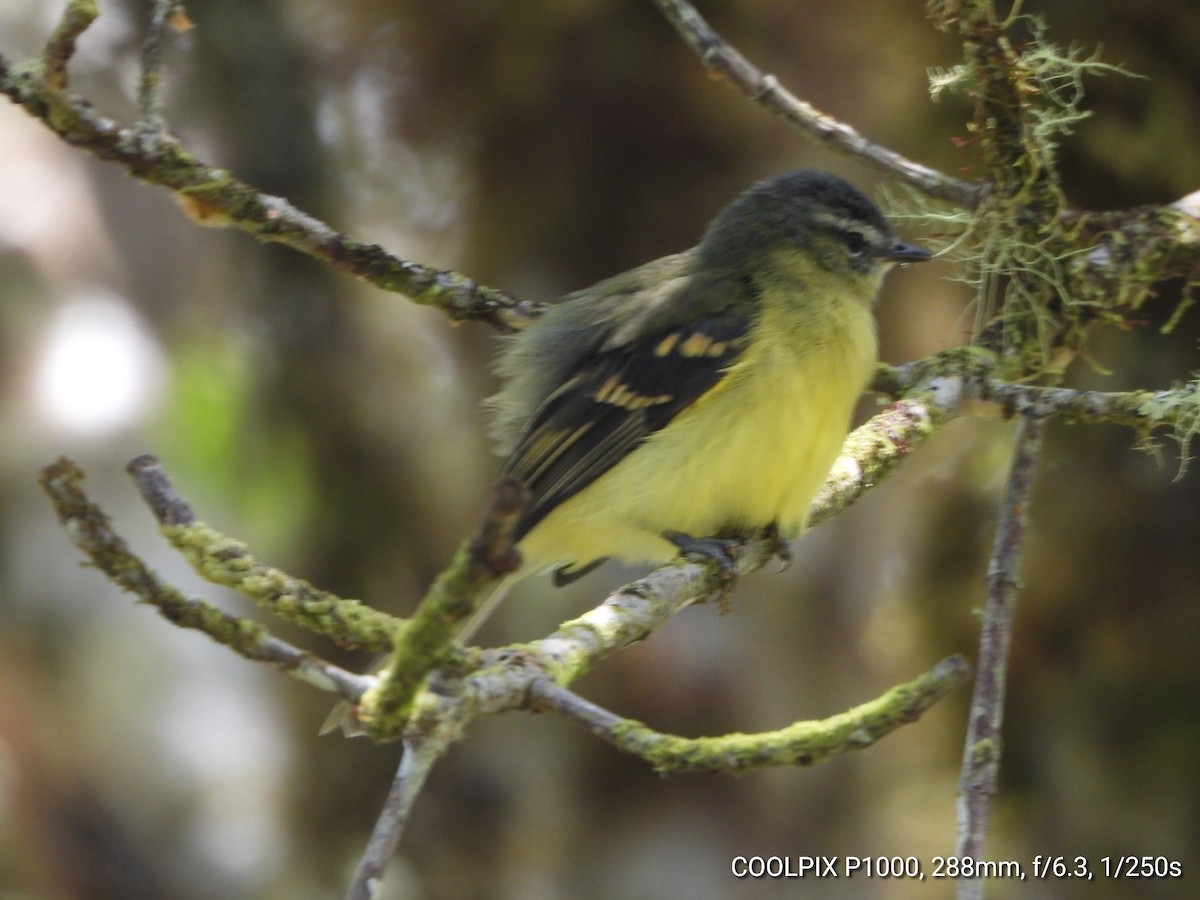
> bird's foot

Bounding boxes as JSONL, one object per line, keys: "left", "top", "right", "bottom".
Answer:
{"left": 662, "top": 530, "right": 742, "bottom": 612}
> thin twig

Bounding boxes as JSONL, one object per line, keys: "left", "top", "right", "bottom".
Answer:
{"left": 348, "top": 734, "right": 446, "bottom": 897}
{"left": 127, "top": 453, "right": 196, "bottom": 524}
{"left": 955, "top": 415, "right": 1045, "bottom": 899}
{"left": 38, "top": 457, "right": 372, "bottom": 700}
{"left": 650, "top": 0, "right": 979, "bottom": 206}
{"left": 42, "top": 0, "right": 97, "bottom": 91}
{"left": 127, "top": 455, "right": 402, "bottom": 653}
{"left": 348, "top": 686, "right": 477, "bottom": 897}
{"left": 137, "top": 0, "right": 185, "bottom": 134}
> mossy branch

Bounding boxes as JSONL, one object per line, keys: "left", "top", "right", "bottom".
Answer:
{"left": 38, "top": 457, "right": 372, "bottom": 700}
{"left": 126, "top": 456, "right": 403, "bottom": 653}
{"left": 919, "top": 3, "right": 1200, "bottom": 377}
{"left": 878, "top": 351, "right": 1200, "bottom": 463}
{"left": 0, "top": 1, "right": 534, "bottom": 332}
{"left": 37, "top": 449, "right": 971, "bottom": 773}
{"left": 531, "top": 655, "right": 970, "bottom": 773}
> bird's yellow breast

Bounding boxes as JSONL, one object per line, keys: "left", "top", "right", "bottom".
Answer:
{"left": 518, "top": 283, "right": 879, "bottom": 572}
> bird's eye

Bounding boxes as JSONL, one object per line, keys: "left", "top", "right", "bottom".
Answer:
{"left": 843, "top": 230, "right": 868, "bottom": 255}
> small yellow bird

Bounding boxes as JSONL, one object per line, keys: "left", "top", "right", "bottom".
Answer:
{"left": 324, "top": 170, "right": 928, "bottom": 733}
{"left": 488, "top": 169, "right": 930, "bottom": 587}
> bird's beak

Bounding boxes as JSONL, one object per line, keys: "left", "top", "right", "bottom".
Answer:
{"left": 883, "top": 240, "right": 933, "bottom": 263}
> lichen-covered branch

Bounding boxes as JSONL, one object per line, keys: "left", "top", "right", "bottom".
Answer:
{"left": 355, "top": 479, "right": 528, "bottom": 741}
{"left": 955, "top": 416, "right": 1044, "bottom": 899}
{"left": 20, "top": 4, "right": 1200, "bottom": 896}
{"left": 880, "top": 352, "right": 1200, "bottom": 456}
{"left": 136, "top": 0, "right": 188, "bottom": 133}
{"left": 161, "top": 521, "right": 405, "bottom": 652}
{"left": 330, "top": 572, "right": 969, "bottom": 858}
{"left": 39, "top": 451, "right": 972, "bottom": 871}
{"left": 530, "top": 655, "right": 970, "bottom": 773}
{"left": 922, "top": 3, "right": 1200, "bottom": 377}
{"left": 522, "top": 541, "right": 778, "bottom": 687}
{"left": 38, "top": 457, "right": 371, "bottom": 700}
{"left": 42, "top": 0, "right": 96, "bottom": 91}
{"left": 125, "top": 455, "right": 402, "bottom": 653}
{"left": 810, "top": 393, "right": 954, "bottom": 528}
{"left": 0, "top": 3, "right": 533, "bottom": 331}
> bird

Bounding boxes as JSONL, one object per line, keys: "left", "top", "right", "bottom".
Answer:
{"left": 486, "top": 168, "right": 930, "bottom": 593}
{"left": 321, "top": 170, "right": 929, "bottom": 735}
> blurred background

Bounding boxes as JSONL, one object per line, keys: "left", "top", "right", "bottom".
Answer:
{"left": 2, "top": 1, "right": 1199, "bottom": 898}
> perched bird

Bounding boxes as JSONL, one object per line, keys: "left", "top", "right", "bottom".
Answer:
{"left": 488, "top": 168, "right": 930, "bottom": 588}
{"left": 323, "top": 169, "right": 928, "bottom": 734}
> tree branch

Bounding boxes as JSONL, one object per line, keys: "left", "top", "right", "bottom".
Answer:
{"left": 39, "top": 451, "right": 970, "bottom": 878}
{"left": 881, "top": 354, "right": 1200, "bottom": 432}
{"left": 346, "top": 729, "right": 452, "bottom": 900}
{"left": 955, "top": 415, "right": 1044, "bottom": 897}
{"left": 42, "top": 0, "right": 96, "bottom": 91}
{"left": 0, "top": 5, "right": 534, "bottom": 332}
{"left": 355, "top": 479, "right": 528, "bottom": 741}
{"left": 650, "top": 0, "right": 980, "bottom": 206}
{"left": 810, "top": 392, "right": 956, "bottom": 528}
{"left": 530, "top": 655, "right": 970, "bottom": 773}
{"left": 126, "top": 455, "right": 403, "bottom": 654}
{"left": 19, "top": 5, "right": 1200, "bottom": 897}
{"left": 136, "top": 0, "right": 187, "bottom": 134}
{"left": 38, "top": 457, "right": 372, "bottom": 700}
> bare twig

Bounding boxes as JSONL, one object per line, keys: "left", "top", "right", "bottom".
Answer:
{"left": 530, "top": 655, "right": 970, "bottom": 773}
{"left": 650, "top": 0, "right": 979, "bottom": 206}
{"left": 346, "top": 732, "right": 450, "bottom": 900}
{"left": 955, "top": 415, "right": 1045, "bottom": 898}
{"left": 137, "top": 0, "right": 186, "bottom": 134}
{"left": 38, "top": 458, "right": 372, "bottom": 700}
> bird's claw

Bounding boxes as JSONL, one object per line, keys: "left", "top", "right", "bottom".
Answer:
{"left": 662, "top": 530, "right": 741, "bottom": 612}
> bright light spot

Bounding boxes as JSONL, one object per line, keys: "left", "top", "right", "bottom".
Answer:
{"left": 33, "top": 292, "right": 166, "bottom": 435}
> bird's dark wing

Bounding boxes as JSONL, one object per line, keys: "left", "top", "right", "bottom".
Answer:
{"left": 502, "top": 304, "right": 751, "bottom": 543}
